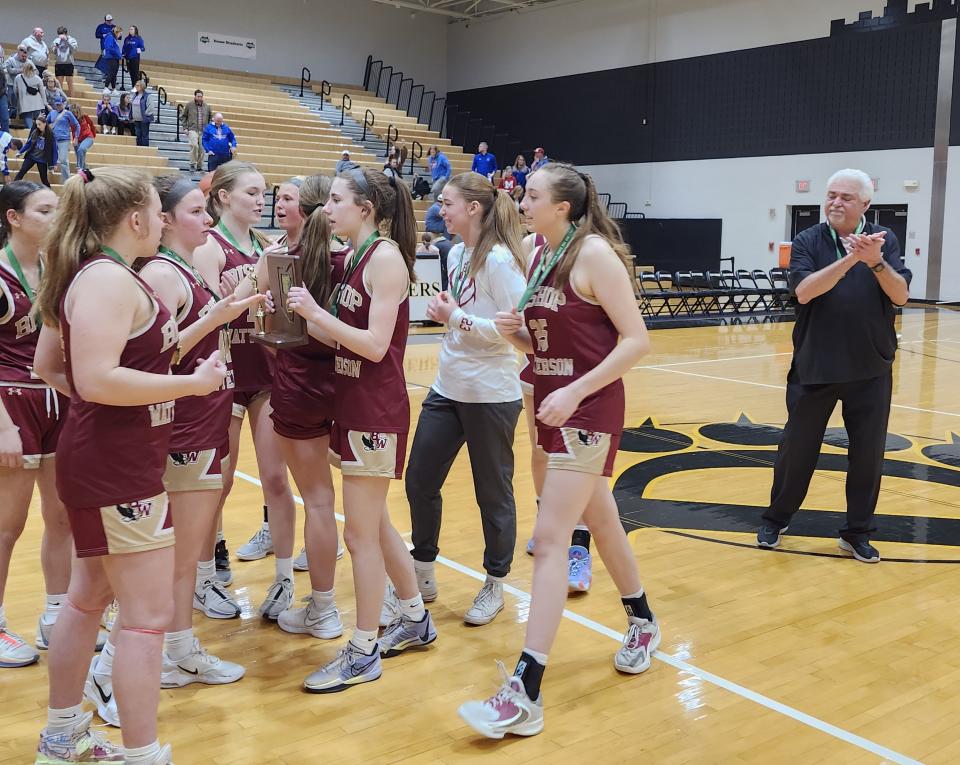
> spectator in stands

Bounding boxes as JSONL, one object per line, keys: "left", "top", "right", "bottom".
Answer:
{"left": 96, "top": 25, "right": 122, "bottom": 93}
{"left": 42, "top": 73, "right": 66, "bottom": 110}
{"left": 510, "top": 183, "right": 524, "bottom": 213}
{"left": 427, "top": 144, "right": 450, "bottom": 193}
{"left": 48, "top": 97, "right": 79, "bottom": 183}
{"left": 531, "top": 146, "right": 550, "bottom": 172}
{"left": 123, "top": 26, "right": 146, "bottom": 88}
{"left": 425, "top": 191, "right": 448, "bottom": 237}
{"left": 51, "top": 27, "right": 78, "bottom": 97}
{"left": 335, "top": 148, "right": 358, "bottom": 174}
{"left": 416, "top": 232, "right": 440, "bottom": 257}
{"left": 512, "top": 153, "right": 529, "bottom": 187}
{"left": 383, "top": 155, "right": 401, "bottom": 180}
{"left": 95, "top": 14, "right": 116, "bottom": 51}
{"left": 96, "top": 90, "right": 118, "bottom": 133}
{"left": 202, "top": 112, "right": 237, "bottom": 170}
{"left": 388, "top": 140, "right": 408, "bottom": 174}
{"left": 14, "top": 113, "right": 54, "bottom": 187}
{"left": 471, "top": 141, "right": 497, "bottom": 180}
{"left": 498, "top": 166, "right": 517, "bottom": 194}
{"left": 14, "top": 62, "right": 47, "bottom": 132}
{"left": 3, "top": 46, "right": 30, "bottom": 131}
{"left": 433, "top": 230, "right": 455, "bottom": 291}
{"left": 1, "top": 131, "right": 24, "bottom": 184}
{"left": 116, "top": 92, "right": 134, "bottom": 136}
{"left": 71, "top": 104, "right": 96, "bottom": 170}
{"left": 130, "top": 76, "right": 155, "bottom": 146}
{"left": 180, "top": 89, "right": 213, "bottom": 171}
{"left": 20, "top": 29, "right": 49, "bottom": 79}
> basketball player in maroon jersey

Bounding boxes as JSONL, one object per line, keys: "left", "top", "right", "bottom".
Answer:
{"left": 33, "top": 168, "right": 226, "bottom": 764}
{"left": 0, "top": 181, "right": 77, "bottom": 670}
{"left": 286, "top": 168, "right": 437, "bottom": 692}
{"left": 192, "top": 161, "right": 297, "bottom": 619}
{"left": 459, "top": 163, "right": 659, "bottom": 738}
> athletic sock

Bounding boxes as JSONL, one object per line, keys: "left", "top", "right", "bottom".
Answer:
{"left": 196, "top": 559, "right": 216, "bottom": 588}
{"left": 621, "top": 588, "right": 654, "bottom": 622}
{"left": 124, "top": 741, "right": 161, "bottom": 763}
{"left": 46, "top": 703, "right": 84, "bottom": 734}
{"left": 349, "top": 627, "right": 378, "bottom": 655}
{"left": 275, "top": 557, "right": 294, "bottom": 582}
{"left": 571, "top": 525, "right": 591, "bottom": 552}
{"left": 0, "top": 603, "right": 6, "bottom": 626}
{"left": 164, "top": 628, "right": 194, "bottom": 661}
{"left": 43, "top": 593, "right": 66, "bottom": 622}
{"left": 514, "top": 648, "right": 547, "bottom": 700}
{"left": 262, "top": 505, "right": 269, "bottom": 524}
{"left": 398, "top": 593, "right": 425, "bottom": 622}
{"left": 311, "top": 588, "right": 335, "bottom": 610}
{"left": 216, "top": 528, "right": 224, "bottom": 544}
{"left": 95, "top": 638, "right": 115, "bottom": 675}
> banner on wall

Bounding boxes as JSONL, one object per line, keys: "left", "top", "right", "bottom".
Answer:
{"left": 410, "top": 258, "right": 442, "bottom": 322}
{"left": 198, "top": 32, "right": 257, "bottom": 60}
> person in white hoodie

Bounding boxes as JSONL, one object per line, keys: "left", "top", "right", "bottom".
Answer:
{"left": 51, "top": 27, "right": 78, "bottom": 97}
{"left": 19, "top": 29, "right": 49, "bottom": 78}
{"left": 405, "top": 171, "right": 527, "bottom": 626}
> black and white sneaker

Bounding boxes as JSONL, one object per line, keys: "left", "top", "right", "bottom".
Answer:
{"left": 215, "top": 539, "right": 233, "bottom": 586}
{"left": 757, "top": 524, "right": 788, "bottom": 549}
{"left": 838, "top": 539, "right": 880, "bottom": 563}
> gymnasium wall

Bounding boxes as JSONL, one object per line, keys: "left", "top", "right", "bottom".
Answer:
{"left": 0, "top": 0, "right": 448, "bottom": 94}
{"left": 941, "top": 147, "right": 960, "bottom": 302}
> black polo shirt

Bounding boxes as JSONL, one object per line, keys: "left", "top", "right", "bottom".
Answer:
{"left": 787, "top": 221, "right": 912, "bottom": 385}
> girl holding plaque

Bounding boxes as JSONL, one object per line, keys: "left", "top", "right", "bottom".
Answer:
{"left": 403, "top": 172, "right": 527, "bottom": 627}
{"left": 458, "top": 163, "right": 660, "bottom": 739}
{"left": 192, "top": 161, "right": 297, "bottom": 621}
{"left": 286, "top": 168, "right": 436, "bottom": 693}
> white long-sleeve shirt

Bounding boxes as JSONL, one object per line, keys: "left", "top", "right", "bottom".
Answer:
{"left": 432, "top": 242, "right": 526, "bottom": 404}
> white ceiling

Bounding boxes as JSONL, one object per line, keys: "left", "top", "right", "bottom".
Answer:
{"left": 369, "top": 0, "right": 586, "bottom": 21}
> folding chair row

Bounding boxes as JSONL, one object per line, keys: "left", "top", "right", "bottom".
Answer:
{"left": 635, "top": 268, "right": 794, "bottom": 318}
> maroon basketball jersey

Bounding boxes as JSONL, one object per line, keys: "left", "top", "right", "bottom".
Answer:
{"left": 155, "top": 254, "right": 233, "bottom": 452}
{"left": 332, "top": 239, "right": 409, "bottom": 433}
{"left": 523, "top": 237, "right": 624, "bottom": 434}
{"left": 274, "top": 246, "right": 348, "bottom": 417}
{"left": 57, "top": 256, "right": 179, "bottom": 507}
{"left": 0, "top": 262, "right": 42, "bottom": 384}
{"left": 209, "top": 230, "right": 275, "bottom": 393}
{"left": 518, "top": 235, "right": 547, "bottom": 390}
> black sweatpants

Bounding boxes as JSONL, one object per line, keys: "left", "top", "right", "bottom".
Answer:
{"left": 15, "top": 157, "right": 50, "bottom": 187}
{"left": 762, "top": 371, "right": 892, "bottom": 543}
{"left": 406, "top": 389, "right": 522, "bottom": 578}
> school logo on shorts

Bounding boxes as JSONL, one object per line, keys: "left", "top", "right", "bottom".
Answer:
{"left": 170, "top": 451, "right": 200, "bottom": 466}
{"left": 116, "top": 499, "right": 155, "bottom": 523}
{"left": 6, "top": 388, "right": 22, "bottom": 396}
{"left": 361, "top": 432, "right": 389, "bottom": 452}
{"left": 578, "top": 430, "right": 603, "bottom": 447}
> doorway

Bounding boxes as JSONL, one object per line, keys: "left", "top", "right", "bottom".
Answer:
{"left": 790, "top": 205, "right": 821, "bottom": 239}
{"left": 869, "top": 204, "right": 908, "bottom": 251}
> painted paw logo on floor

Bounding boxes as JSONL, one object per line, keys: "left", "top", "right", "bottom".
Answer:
{"left": 612, "top": 415, "right": 960, "bottom": 563}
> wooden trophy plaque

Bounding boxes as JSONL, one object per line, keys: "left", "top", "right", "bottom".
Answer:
{"left": 251, "top": 251, "right": 308, "bottom": 349}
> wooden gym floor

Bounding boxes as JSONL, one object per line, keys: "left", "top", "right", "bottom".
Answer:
{"left": 2, "top": 309, "right": 959, "bottom": 764}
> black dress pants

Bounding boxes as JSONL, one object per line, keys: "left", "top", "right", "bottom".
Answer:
{"left": 762, "top": 371, "right": 892, "bottom": 542}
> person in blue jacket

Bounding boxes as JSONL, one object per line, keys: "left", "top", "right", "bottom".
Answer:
{"left": 95, "top": 14, "right": 115, "bottom": 50}
{"left": 202, "top": 113, "right": 237, "bottom": 171}
{"left": 471, "top": 141, "right": 497, "bottom": 181}
{"left": 95, "top": 25, "right": 122, "bottom": 92}
{"left": 14, "top": 113, "right": 55, "bottom": 187}
{"left": 47, "top": 97, "right": 79, "bottom": 183}
{"left": 427, "top": 144, "right": 451, "bottom": 193}
{"left": 122, "top": 26, "right": 145, "bottom": 89}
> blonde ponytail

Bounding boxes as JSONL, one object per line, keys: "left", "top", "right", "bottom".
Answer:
{"left": 445, "top": 172, "right": 525, "bottom": 277}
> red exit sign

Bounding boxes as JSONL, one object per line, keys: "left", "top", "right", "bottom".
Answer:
{"left": 796, "top": 180, "right": 811, "bottom": 193}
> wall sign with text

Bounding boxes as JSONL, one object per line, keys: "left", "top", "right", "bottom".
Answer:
{"left": 198, "top": 32, "right": 257, "bottom": 60}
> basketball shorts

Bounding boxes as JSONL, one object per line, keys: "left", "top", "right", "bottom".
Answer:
{"left": 270, "top": 388, "right": 333, "bottom": 441}
{"left": 536, "top": 425, "right": 620, "bottom": 477}
{"left": 232, "top": 388, "right": 270, "bottom": 419}
{"left": 1, "top": 385, "right": 67, "bottom": 469}
{"left": 329, "top": 423, "right": 407, "bottom": 480}
{"left": 68, "top": 492, "right": 174, "bottom": 558}
{"left": 519, "top": 356, "right": 534, "bottom": 397}
{"left": 162, "top": 442, "right": 229, "bottom": 493}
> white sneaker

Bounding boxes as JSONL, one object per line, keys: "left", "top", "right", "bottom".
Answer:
{"left": 278, "top": 596, "right": 343, "bottom": 639}
{"left": 379, "top": 582, "right": 401, "bottom": 628}
{"left": 83, "top": 655, "right": 120, "bottom": 727}
{"left": 0, "top": 620, "right": 38, "bottom": 668}
{"left": 458, "top": 661, "right": 544, "bottom": 739}
{"left": 141, "top": 743, "right": 174, "bottom": 764}
{"left": 161, "top": 637, "right": 245, "bottom": 687}
{"left": 413, "top": 560, "right": 438, "bottom": 602}
{"left": 35, "top": 710, "right": 124, "bottom": 762}
{"left": 259, "top": 578, "right": 294, "bottom": 621}
{"left": 236, "top": 524, "right": 273, "bottom": 561}
{"left": 193, "top": 580, "right": 241, "bottom": 619}
{"left": 464, "top": 577, "right": 504, "bottom": 626}
{"left": 614, "top": 618, "right": 661, "bottom": 674}
{"left": 293, "top": 541, "right": 345, "bottom": 571}
{"left": 36, "top": 615, "right": 107, "bottom": 651}
{"left": 102, "top": 600, "right": 118, "bottom": 632}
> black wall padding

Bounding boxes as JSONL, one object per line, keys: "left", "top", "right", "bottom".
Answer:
{"left": 622, "top": 219, "right": 722, "bottom": 274}
{"left": 447, "top": 22, "right": 943, "bottom": 165}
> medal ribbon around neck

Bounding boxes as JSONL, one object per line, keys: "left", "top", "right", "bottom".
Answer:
{"left": 517, "top": 224, "right": 577, "bottom": 310}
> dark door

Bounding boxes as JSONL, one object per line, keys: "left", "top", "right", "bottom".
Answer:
{"left": 869, "top": 204, "right": 908, "bottom": 251}
{"left": 790, "top": 205, "right": 821, "bottom": 239}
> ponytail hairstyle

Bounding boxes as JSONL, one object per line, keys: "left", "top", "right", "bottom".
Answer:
{"left": 297, "top": 174, "right": 334, "bottom": 305}
{"left": 338, "top": 167, "right": 417, "bottom": 282}
{"left": 205, "top": 160, "right": 271, "bottom": 250}
{"left": 37, "top": 167, "right": 155, "bottom": 328}
{"left": 0, "top": 180, "right": 44, "bottom": 247}
{"left": 445, "top": 171, "right": 525, "bottom": 278}
{"left": 536, "top": 162, "right": 632, "bottom": 290}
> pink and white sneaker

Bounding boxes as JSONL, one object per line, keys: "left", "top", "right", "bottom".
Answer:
{"left": 458, "top": 662, "right": 544, "bottom": 739}
{"left": 614, "top": 618, "right": 661, "bottom": 674}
